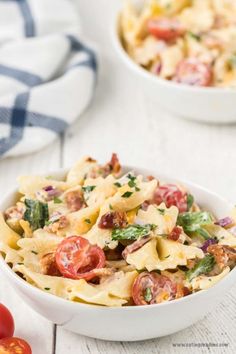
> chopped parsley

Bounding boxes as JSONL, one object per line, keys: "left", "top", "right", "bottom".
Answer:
{"left": 127, "top": 174, "right": 140, "bottom": 192}
{"left": 44, "top": 287, "right": 51, "bottom": 291}
{"left": 144, "top": 287, "right": 152, "bottom": 302}
{"left": 84, "top": 218, "right": 91, "bottom": 224}
{"left": 187, "top": 31, "right": 201, "bottom": 41}
{"left": 114, "top": 182, "right": 122, "bottom": 188}
{"left": 157, "top": 208, "right": 165, "bottom": 215}
{"left": 109, "top": 204, "right": 113, "bottom": 210}
{"left": 24, "top": 199, "right": 49, "bottom": 231}
{"left": 164, "top": 255, "right": 170, "bottom": 259}
{"left": 31, "top": 250, "right": 38, "bottom": 255}
{"left": 111, "top": 224, "right": 156, "bottom": 241}
{"left": 122, "top": 191, "right": 133, "bottom": 198}
{"left": 53, "top": 196, "right": 63, "bottom": 204}
{"left": 127, "top": 174, "right": 137, "bottom": 188}
{"left": 82, "top": 185, "right": 96, "bottom": 193}
{"left": 186, "top": 254, "right": 215, "bottom": 282}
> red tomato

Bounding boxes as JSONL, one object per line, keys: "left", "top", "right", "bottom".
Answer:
{"left": 174, "top": 58, "right": 212, "bottom": 86}
{"left": 147, "top": 17, "right": 185, "bottom": 41}
{"left": 0, "top": 304, "right": 14, "bottom": 339}
{"left": 132, "top": 272, "right": 177, "bottom": 306}
{"left": 55, "top": 236, "right": 105, "bottom": 281}
{"left": 153, "top": 184, "right": 187, "bottom": 212}
{"left": 0, "top": 337, "right": 31, "bottom": 354}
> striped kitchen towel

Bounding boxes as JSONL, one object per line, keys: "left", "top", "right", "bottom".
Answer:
{"left": 0, "top": 0, "right": 97, "bottom": 158}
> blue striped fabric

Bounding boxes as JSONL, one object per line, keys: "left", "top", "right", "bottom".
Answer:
{"left": 17, "top": 0, "right": 36, "bottom": 36}
{"left": 0, "top": 92, "right": 29, "bottom": 155}
{"left": 0, "top": 1, "right": 97, "bottom": 158}
{"left": 68, "top": 35, "right": 97, "bottom": 71}
{"left": 0, "top": 64, "right": 42, "bottom": 87}
{"left": 0, "top": 0, "right": 35, "bottom": 155}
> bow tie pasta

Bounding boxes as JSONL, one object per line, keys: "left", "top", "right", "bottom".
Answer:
{"left": 0, "top": 154, "right": 235, "bottom": 307}
{"left": 120, "top": 0, "right": 236, "bottom": 88}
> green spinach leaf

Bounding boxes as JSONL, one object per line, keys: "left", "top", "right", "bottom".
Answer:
{"left": 24, "top": 199, "right": 49, "bottom": 230}
{"left": 186, "top": 254, "right": 215, "bottom": 282}
{"left": 111, "top": 224, "right": 156, "bottom": 241}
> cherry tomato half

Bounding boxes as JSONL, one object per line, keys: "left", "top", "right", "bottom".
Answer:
{"left": 55, "top": 236, "right": 105, "bottom": 281}
{"left": 0, "top": 304, "right": 14, "bottom": 339}
{"left": 153, "top": 184, "right": 187, "bottom": 212}
{"left": 0, "top": 337, "right": 31, "bottom": 354}
{"left": 174, "top": 58, "right": 212, "bottom": 86}
{"left": 147, "top": 17, "right": 185, "bottom": 41}
{"left": 132, "top": 272, "right": 177, "bottom": 306}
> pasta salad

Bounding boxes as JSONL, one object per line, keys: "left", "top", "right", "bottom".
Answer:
{"left": 0, "top": 154, "right": 236, "bottom": 307}
{"left": 120, "top": 0, "right": 236, "bottom": 87}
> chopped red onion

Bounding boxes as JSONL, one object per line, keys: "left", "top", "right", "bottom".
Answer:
{"left": 201, "top": 238, "right": 217, "bottom": 253}
{"left": 43, "top": 185, "right": 54, "bottom": 192}
{"left": 43, "top": 185, "right": 61, "bottom": 199}
{"left": 215, "top": 217, "right": 233, "bottom": 228}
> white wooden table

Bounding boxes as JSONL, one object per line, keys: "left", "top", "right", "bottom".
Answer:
{"left": 0, "top": 1, "right": 236, "bottom": 353}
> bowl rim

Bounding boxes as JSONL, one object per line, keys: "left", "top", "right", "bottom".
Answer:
{"left": 0, "top": 166, "right": 236, "bottom": 312}
{"left": 112, "top": 10, "right": 236, "bottom": 95}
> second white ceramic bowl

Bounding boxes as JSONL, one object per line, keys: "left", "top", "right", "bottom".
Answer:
{"left": 0, "top": 166, "right": 235, "bottom": 341}
{"left": 112, "top": 13, "right": 236, "bottom": 124}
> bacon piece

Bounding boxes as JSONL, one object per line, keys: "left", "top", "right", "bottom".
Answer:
{"left": 175, "top": 284, "right": 192, "bottom": 299}
{"left": 86, "top": 157, "right": 96, "bottom": 163}
{"left": 4, "top": 205, "right": 24, "bottom": 220}
{"left": 105, "top": 244, "right": 125, "bottom": 260}
{"left": 85, "top": 154, "right": 121, "bottom": 179}
{"left": 65, "top": 190, "right": 85, "bottom": 212}
{"left": 207, "top": 244, "right": 236, "bottom": 270}
{"left": 40, "top": 252, "right": 61, "bottom": 276}
{"left": 122, "top": 235, "right": 152, "bottom": 259}
{"left": 168, "top": 226, "right": 182, "bottom": 241}
{"left": 98, "top": 211, "right": 127, "bottom": 229}
{"left": 45, "top": 215, "right": 69, "bottom": 233}
{"left": 103, "top": 153, "right": 121, "bottom": 176}
{"left": 109, "top": 153, "right": 121, "bottom": 174}
{"left": 147, "top": 175, "right": 155, "bottom": 181}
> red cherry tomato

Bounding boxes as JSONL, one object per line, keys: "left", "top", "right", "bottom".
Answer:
{"left": 0, "top": 304, "right": 14, "bottom": 339}
{"left": 55, "top": 236, "right": 105, "bottom": 281}
{"left": 0, "top": 337, "right": 31, "bottom": 354}
{"left": 153, "top": 184, "right": 187, "bottom": 212}
{"left": 147, "top": 17, "right": 185, "bottom": 41}
{"left": 132, "top": 272, "right": 177, "bottom": 306}
{"left": 174, "top": 58, "right": 212, "bottom": 86}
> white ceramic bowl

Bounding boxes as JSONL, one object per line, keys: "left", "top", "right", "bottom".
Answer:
{"left": 0, "top": 166, "right": 236, "bottom": 341}
{"left": 112, "top": 12, "right": 236, "bottom": 124}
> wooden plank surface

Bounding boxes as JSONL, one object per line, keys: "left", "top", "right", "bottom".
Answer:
{"left": 0, "top": 0, "right": 236, "bottom": 353}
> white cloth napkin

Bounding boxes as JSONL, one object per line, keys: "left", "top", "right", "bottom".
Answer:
{"left": 0, "top": 0, "right": 97, "bottom": 158}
